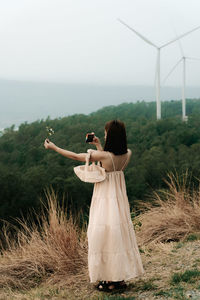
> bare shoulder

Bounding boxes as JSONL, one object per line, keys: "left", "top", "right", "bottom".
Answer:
{"left": 128, "top": 148, "right": 132, "bottom": 155}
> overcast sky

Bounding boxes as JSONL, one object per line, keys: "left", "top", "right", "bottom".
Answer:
{"left": 0, "top": 0, "right": 200, "bottom": 86}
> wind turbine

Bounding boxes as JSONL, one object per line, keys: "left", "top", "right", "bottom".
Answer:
{"left": 118, "top": 18, "right": 200, "bottom": 120}
{"left": 163, "top": 36, "right": 200, "bottom": 121}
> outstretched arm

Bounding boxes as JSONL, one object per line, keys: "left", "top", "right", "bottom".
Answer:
{"left": 44, "top": 139, "right": 106, "bottom": 162}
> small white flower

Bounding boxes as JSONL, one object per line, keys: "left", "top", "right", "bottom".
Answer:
{"left": 46, "top": 126, "right": 55, "bottom": 136}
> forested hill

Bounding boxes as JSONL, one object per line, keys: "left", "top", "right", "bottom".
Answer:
{"left": 0, "top": 99, "right": 200, "bottom": 226}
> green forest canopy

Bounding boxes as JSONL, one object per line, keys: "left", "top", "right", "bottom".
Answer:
{"left": 0, "top": 99, "right": 200, "bottom": 227}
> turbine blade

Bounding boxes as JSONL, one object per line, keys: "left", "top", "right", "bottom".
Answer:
{"left": 161, "top": 25, "right": 200, "bottom": 48}
{"left": 170, "top": 20, "right": 185, "bottom": 56}
{"left": 186, "top": 57, "right": 200, "bottom": 61}
{"left": 177, "top": 38, "right": 184, "bottom": 57}
{"left": 163, "top": 58, "right": 182, "bottom": 84}
{"left": 118, "top": 18, "right": 158, "bottom": 48}
{"left": 173, "top": 27, "right": 184, "bottom": 57}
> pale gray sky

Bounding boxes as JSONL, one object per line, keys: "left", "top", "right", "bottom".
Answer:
{"left": 0, "top": 0, "right": 200, "bottom": 86}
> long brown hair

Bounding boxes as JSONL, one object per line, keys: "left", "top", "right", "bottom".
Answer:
{"left": 104, "top": 120, "right": 127, "bottom": 155}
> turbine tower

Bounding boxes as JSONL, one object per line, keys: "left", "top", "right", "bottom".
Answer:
{"left": 163, "top": 37, "right": 200, "bottom": 121}
{"left": 118, "top": 18, "right": 200, "bottom": 120}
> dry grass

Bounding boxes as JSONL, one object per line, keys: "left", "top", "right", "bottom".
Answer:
{"left": 1, "top": 171, "right": 200, "bottom": 298}
{"left": 0, "top": 189, "right": 88, "bottom": 289}
{"left": 135, "top": 172, "right": 200, "bottom": 245}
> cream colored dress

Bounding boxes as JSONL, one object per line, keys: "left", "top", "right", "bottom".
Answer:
{"left": 87, "top": 150, "right": 145, "bottom": 283}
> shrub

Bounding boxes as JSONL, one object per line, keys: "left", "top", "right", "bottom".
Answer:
{"left": 135, "top": 172, "right": 200, "bottom": 245}
{"left": 0, "top": 189, "right": 87, "bottom": 289}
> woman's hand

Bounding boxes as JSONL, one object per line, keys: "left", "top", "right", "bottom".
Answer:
{"left": 89, "top": 133, "right": 103, "bottom": 151}
{"left": 44, "top": 139, "right": 57, "bottom": 151}
{"left": 90, "top": 135, "right": 100, "bottom": 146}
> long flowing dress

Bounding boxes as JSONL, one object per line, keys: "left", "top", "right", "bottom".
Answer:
{"left": 87, "top": 150, "right": 145, "bottom": 283}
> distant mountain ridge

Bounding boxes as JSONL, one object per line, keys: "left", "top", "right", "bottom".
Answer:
{"left": 0, "top": 79, "right": 200, "bottom": 129}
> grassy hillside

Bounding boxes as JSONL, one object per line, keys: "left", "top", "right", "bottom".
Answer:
{"left": 1, "top": 240, "right": 200, "bottom": 299}
{"left": 0, "top": 174, "right": 200, "bottom": 299}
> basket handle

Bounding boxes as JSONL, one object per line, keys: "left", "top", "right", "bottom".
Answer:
{"left": 86, "top": 151, "right": 91, "bottom": 167}
{"left": 86, "top": 149, "right": 100, "bottom": 168}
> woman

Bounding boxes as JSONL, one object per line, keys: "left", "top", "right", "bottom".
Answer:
{"left": 44, "top": 119, "right": 144, "bottom": 292}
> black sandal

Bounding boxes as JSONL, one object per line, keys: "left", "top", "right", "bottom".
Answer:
{"left": 96, "top": 280, "right": 127, "bottom": 292}
{"left": 116, "top": 280, "right": 127, "bottom": 289}
{"left": 96, "top": 281, "right": 108, "bottom": 291}
{"left": 109, "top": 281, "right": 127, "bottom": 290}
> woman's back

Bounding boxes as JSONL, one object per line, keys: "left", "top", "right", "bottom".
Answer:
{"left": 101, "top": 149, "right": 131, "bottom": 172}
